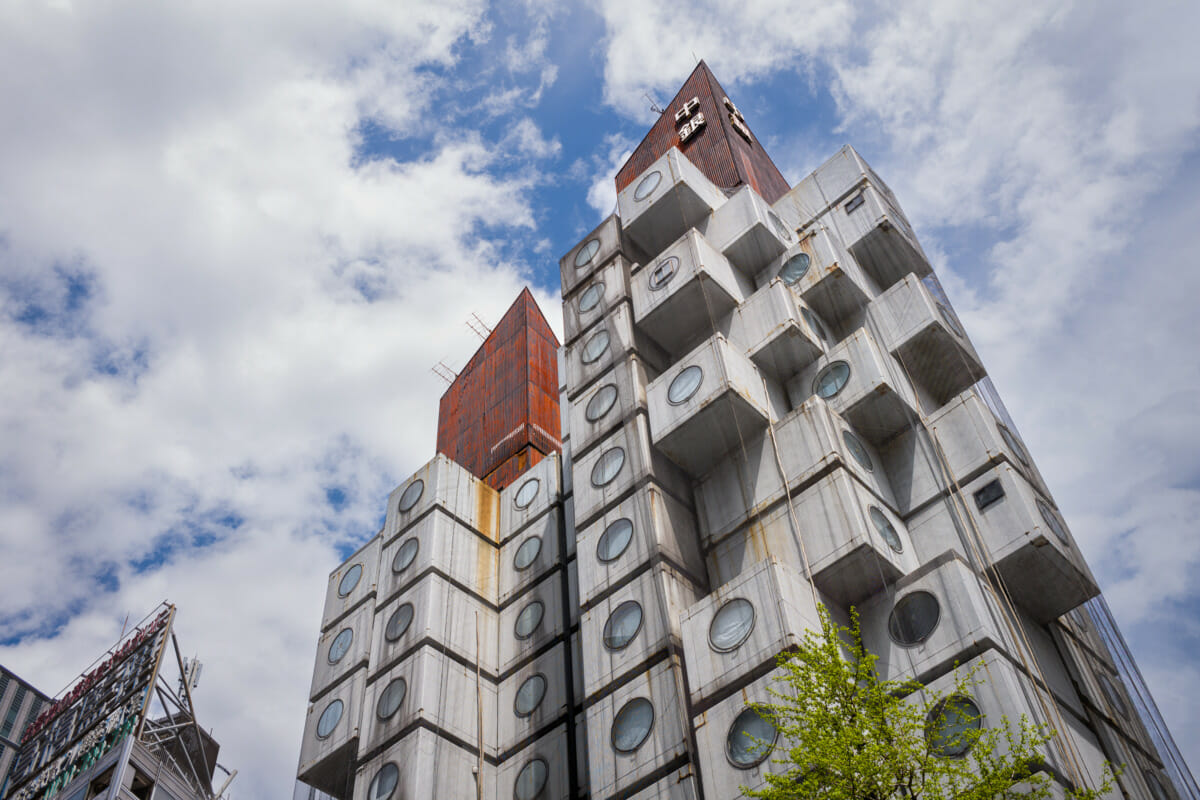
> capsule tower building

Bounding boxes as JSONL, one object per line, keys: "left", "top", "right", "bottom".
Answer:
{"left": 296, "top": 63, "right": 1194, "bottom": 800}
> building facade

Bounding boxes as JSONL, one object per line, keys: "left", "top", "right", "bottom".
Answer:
{"left": 296, "top": 63, "right": 1190, "bottom": 800}
{"left": 0, "top": 666, "right": 50, "bottom": 798}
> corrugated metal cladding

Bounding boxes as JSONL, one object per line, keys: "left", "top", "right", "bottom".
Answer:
{"left": 436, "top": 288, "right": 562, "bottom": 491}
{"left": 614, "top": 60, "right": 791, "bottom": 205}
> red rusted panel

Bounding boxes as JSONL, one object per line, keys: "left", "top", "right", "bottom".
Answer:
{"left": 614, "top": 61, "right": 790, "bottom": 205}
{"left": 436, "top": 289, "right": 562, "bottom": 491}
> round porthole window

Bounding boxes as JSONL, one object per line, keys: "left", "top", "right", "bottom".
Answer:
{"left": 769, "top": 211, "right": 792, "bottom": 242}
{"left": 611, "top": 697, "right": 654, "bottom": 753}
{"left": 778, "top": 252, "right": 810, "bottom": 285}
{"left": 1099, "top": 674, "right": 1128, "bottom": 717}
{"left": 997, "top": 423, "right": 1030, "bottom": 466}
{"left": 574, "top": 238, "right": 601, "bottom": 268}
{"left": 597, "top": 518, "right": 634, "bottom": 563}
{"left": 726, "top": 708, "right": 778, "bottom": 768}
{"left": 368, "top": 762, "right": 399, "bottom": 800}
{"left": 843, "top": 430, "right": 873, "bottom": 472}
{"left": 937, "top": 303, "right": 965, "bottom": 338}
{"left": 1036, "top": 499, "right": 1070, "bottom": 545}
{"left": 888, "top": 591, "right": 940, "bottom": 645}
{"left": 603, "top": 600, "right": 643, "bottom": 650}
{"left": 926, "top": 696, "right": 982, "bottom": 757}
{"left": 338, "top": 564, "right": 362, "bottom": 597}
{"left": 385, "top": 603, "right": 414, "bottom": 642}
{"left": 514, "top": 600, "right": 544, "bottom": 640}
{"left": 709, "top": 598, "right": 756, "bottom": 652}
{"left": 514, "top": 674, "right": 547, "bottom": 717}
{"left": 633, "top": 171, "right": 662, "bottom": 201}
{"left": 376, "top": 678, "right": 407, "bottom": 720}
{"left": 590, "top": 447, "right": 626, "bottom": 487}
{"left": 667, "top": 365, "right": 704, "bottom": 405}
{"left": 800, "top": 306, "right": 829, "bottom": 343}
{"left": 392, "top": 539, "right": 419, "bottom": 573}
{"left": 397, "top": 479, "right": 424, "bottom": 513}
{"left": 648, "top": 256, "right": 679, "bottom": 291}
{"left": 813, "top": 361, "right": 851, "bottom": 399}
{"left": 316, "top": 699, "right": 343, "bottom": 739}
{"left": 514, "top": 478, "right": 540, "bottom": 509}
{"left": 869, "top": 506, "right": 903, "bottom": 553}
{"left": 581, "top": 330, "right": 611, "bottom": 364}
{"left": 585, "top": 384, "right": 619, "bottom": 422}
{"left": 328, "top": 628, "right": 353, "bottom": 664}
{"left": 514, "top": 536, "right": 542, "bottom": 571}
{"left": 514, "top": 758, "right": 549, "bottom": 800}
{"left": 579, "top": 282, "right": 604, "bottom": 313}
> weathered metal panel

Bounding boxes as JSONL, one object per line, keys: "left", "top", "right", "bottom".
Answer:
{"left": 722, "top": 280, "right": 824, "bottom": 383}
{"left": 561, "top": 214, "right": 642, "bottom": 299}
{"left": 782, "top": 223, "right": 874, "bottom": 324}
{"left": 567, "top": 356, "right": 652, "bottom": 462}
{"left": 498, "top": 509, "right": 563, "bottom": 606}
{"left": 385, "top": 454, "right": 499, "bottom": 542}
{"left": 379, "top": 509, "right": 499, "bottom": 607}
{"left": 352, "top": 727, "right": 492, "bottom": 800}
{"left": 496, "top": 645, "right": 570, "bottom": 754}
{"left": 564, "top": 254, "right": 636, "bottom": 347}
{"left": 704, "top": 185, "right": 794, "bottom": 276}
{"left": 691, "top": 668, "right": 789, "bottom": 799}
{"left": 618, "top": 149, "right": 728, "bottom": 258}
{"left": 321, "top": 535, "right": 381, "bottom": 633}
{"left": 498, "top": 571, "right": 565, "bottom": 675}
{"left": 496, "top": 724, "right": 573, "bottom": 800}
{"left": 563, "top": 302, "right": 668, "bottom": 401}
{"left": 297, "top": 667, "right": 364, "bottom": 786}
{"left": 310, "top": 601, "right": 375, "bottom": 702}
{"left": 499, "top": 452, "right": 562, "bottom": 536}
{"left": 824, "top": 182, "right": 930, "bottom": 290}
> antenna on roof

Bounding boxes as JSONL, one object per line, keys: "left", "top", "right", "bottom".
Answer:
{"left": 466, "top": 313, "right": 492, "bottom": 341}
{"left": 644, "top": 93, "right": 664, "bottom": 115}
{"left": 432, "top": 361, "right": 457, "bottom": 385}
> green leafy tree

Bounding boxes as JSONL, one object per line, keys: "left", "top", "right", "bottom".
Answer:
{"left": 741, "top": 607, "right": 1115, "bottom": 800}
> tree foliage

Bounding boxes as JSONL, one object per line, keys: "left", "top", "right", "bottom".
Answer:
{"left": 741, "top": 607, "right": 1115, "bottom": 800}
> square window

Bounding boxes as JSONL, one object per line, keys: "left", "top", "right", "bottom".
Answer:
{"left": 973, "top": 479, "right": 1005, "bottom": 511}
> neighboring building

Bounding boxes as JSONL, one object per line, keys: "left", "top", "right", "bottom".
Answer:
{"left": 2, "top": 605, "right": 231, "bottom": 800}
{"left": 0, "top": 667, "right": 50, "bottom": 798}
{"left": 295, "top": 62, "right": 1194, "bottom": 800}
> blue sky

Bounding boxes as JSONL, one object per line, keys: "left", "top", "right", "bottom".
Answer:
{"left": 0, "top": 0, "right": 1198, "bottom": 796}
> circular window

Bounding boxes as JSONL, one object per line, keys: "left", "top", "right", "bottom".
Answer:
{"left": 800, "top": 306, "right": 828, "bottom": 343}
{"left": 514, "top": 600, "right": 545, "bottom": 640}
{"left": 633, "top": 171, "right": 662, "bottom": 201}
{"left": 590, "top": 447, "right": 626, "bottom": 487}
{"left": 611, "top": 697, "right": 654, "bottom": 753}
{"left": 842, "top": 430, "right": 873, "bottom": 472}
{"left": 997, "top": 423, "right": 1030, "bottom": 466}
{"left": 581, "top": 330, "right": 611, "bottom": 364}
{"left": 709, "top": 598, "right": 756, "bottom": 652}
{"left": 937, "top": 303, "right": 965, "bottom": 338}
{"left": 514, "top": 758, "right": 549, "bottom": 800}
{"left": 603, "top": 601, "right": 644, "bottom": 650}
{"left": 726, "top": 708, "right": 778, "bottom": 768}
{"left": 397, "top": 480, "right": 424, "bottom": 513}
{"left": 667, "top": 366, "right": 704, "bottom": 405}
{"left": 385, "top": 603, "right": 414, "bottom": 642}
{"left": 926, "top": 696, "right": 982, "bottom": 757}
{"left": 368, "top": 762, "right": 399, "bottom": 800}
{"left": 769, "top": 211, "right": 792, "bottom": 242}
{"left": 778, "top": 252, "right": 810, "bottom": 286}
{"left": 597, "top": 518, "right": 634, "bottom": 563}
{"left": 328, "top": 628, "right": 353, "bottom": 664}
{"left": 514, "top": 478, "right": 540, "bottom": 509}
{"left": 1145, "top": 771, "right": 1172, "bottom": 800}
{"left": 869, "top": 506, "right": 903, "bottom": 553}
{"left": 514, "top": 674, "right": 547, "bottom": 717}
{"left": 888, "top": 591, "right": 940, "bottom": 645}
{"left": 648, "top": 256, "right": 679, "bottom": 291}
{"left": 813, "top": 361, "right": 851, "bottom": 399}
{"left": 514, "top": 536, "right": 542, "bottom": 571}
{"left": 376, "top": 678, "right": 407, "bottom": 720}
{"left": 1099, "top": 674, "right": 1128, "bottom": 717}
{"left": 392, "top": 539, "right": 419, "bottom": 573}
{"left": 579, "top": 282, "right": 604, "bottom": 313}
{"left": 338, "top": 564, "right": 363, "bottom": 597}
{"left": 574, "top": 239, "right": 601, "bottom": 268}
{"left": 1036, "top": 499, "right": 1070, "bottom": 545}
{"left": 585, "top": 384, "right": 619, "bottom": 422}
{"left": 316, "top": 699, "right": 343, "bottom": 739}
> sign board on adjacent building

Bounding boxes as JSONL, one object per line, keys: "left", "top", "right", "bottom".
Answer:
{"left": 5, "top": 606, "right": 174, "bottom": 800}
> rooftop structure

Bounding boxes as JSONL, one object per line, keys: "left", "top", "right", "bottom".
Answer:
{"left": 295, "top": 62, "right": 1195, "bottom": 800}
{"left": 0, "top": 666, "right": 51, "bottom": 797}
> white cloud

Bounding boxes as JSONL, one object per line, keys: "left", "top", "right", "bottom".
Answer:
{"left": 584, "top": 133, "right": 635, "bottom": 220}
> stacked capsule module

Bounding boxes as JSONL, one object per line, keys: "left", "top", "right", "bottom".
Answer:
{"left": 297, "top": 61, "right": 1190, "bottom": 800}
{"left": 555, "top": 62, "right": 1179, "bottom": 800}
